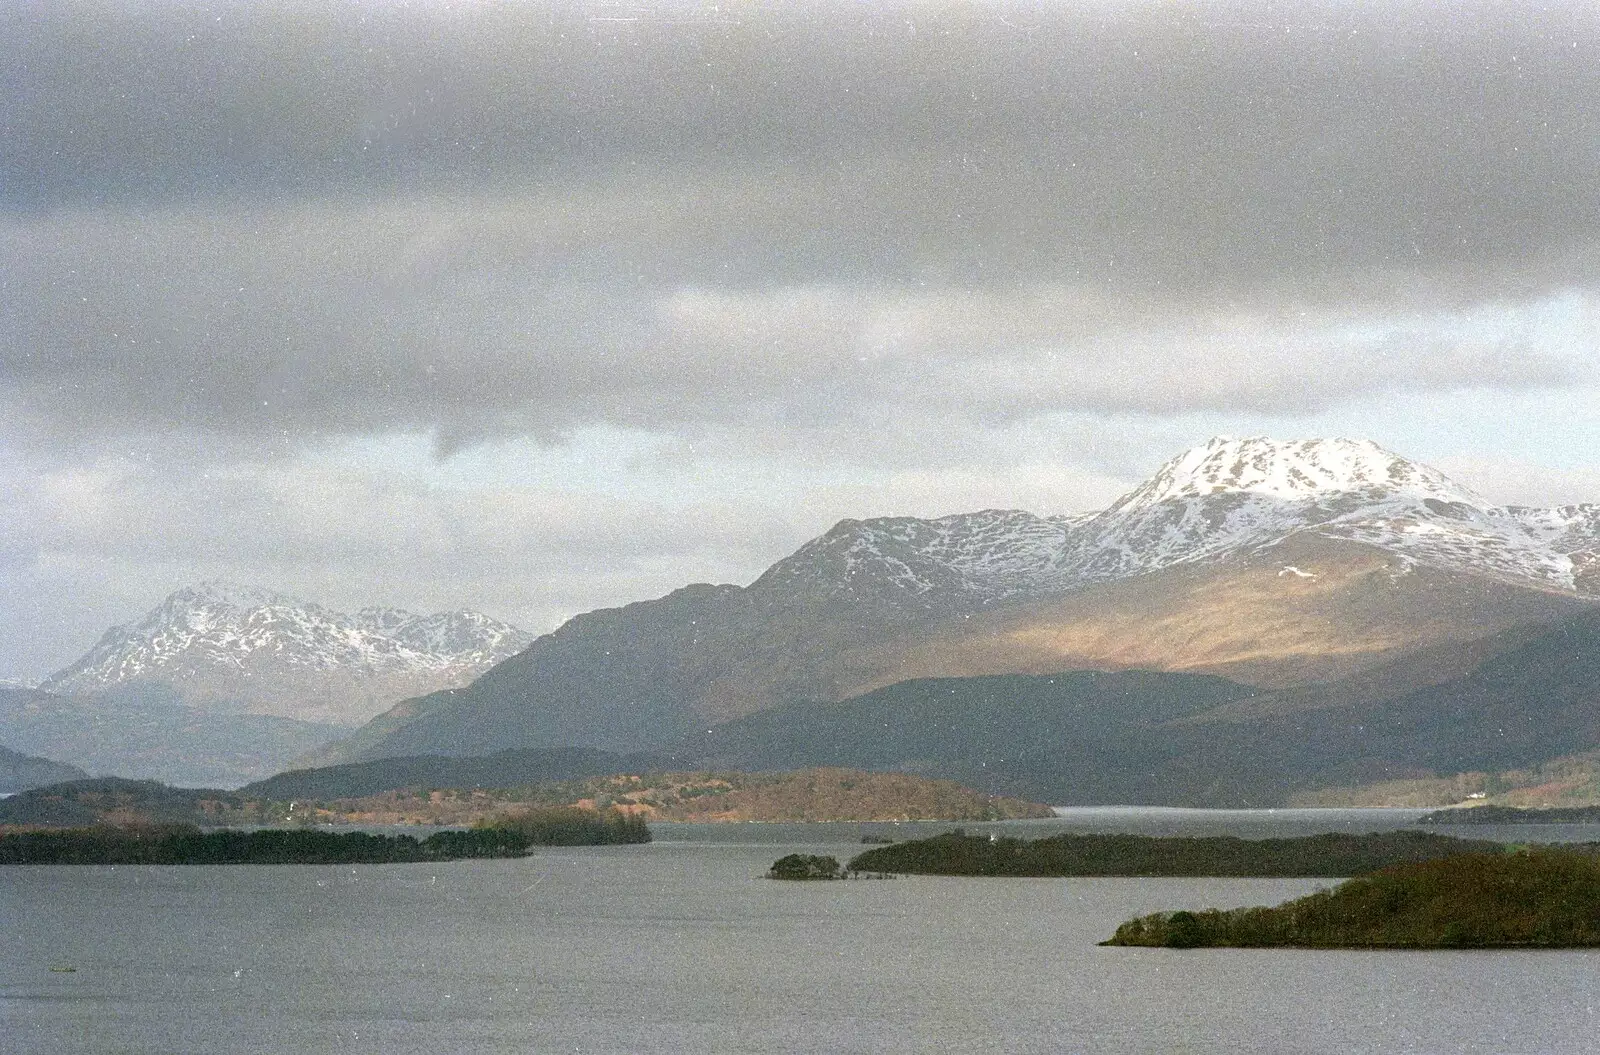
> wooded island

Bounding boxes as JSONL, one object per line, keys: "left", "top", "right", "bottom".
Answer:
{"left": 845, "top": 829, "right": 1504, "bottom": 878}
{"left": 1103, "top": 851, "right": 1600, "bottom": 948}
{"left": 0, "top": 807, "right": 649, "bottom": 865}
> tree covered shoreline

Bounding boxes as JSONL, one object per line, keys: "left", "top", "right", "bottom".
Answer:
{"left": 1102, "top": 851, "right": 1600, "bottom": 949}
{"left": 846, "top": 829, "right": 1508, "bottom": 878}
{"left": 0, "top": 807, "right": 650, "bottom": 865}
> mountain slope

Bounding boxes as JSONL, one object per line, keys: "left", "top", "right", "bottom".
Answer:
{"left": 0, "top": 743, "right": 88, "bottom": 794}
{"left": 1179, "top": 605, "right": 1600, "bottom": 783}
{"left": 680, "top": 607, "right": 1600, "bottom": 808}
{"left": 324, "top": 437, "right": 1598, "bottom": 765}
{"left": 242, "top": 747, "right": 667, "bottom": 801}
{"left": 683, "top": 670, "right": 1258, "bottom": 774}
{"left": 1008, "top": 605, "right": 1600, "bottom": 805}
{"left": 875, "top": 531, "right": 1587, "bottom": 692}
{"left": 0, "top": 684, "right": 345, "bottom": 789}
{"left": 42, "top": 584, "right": 533, "bottom": 725}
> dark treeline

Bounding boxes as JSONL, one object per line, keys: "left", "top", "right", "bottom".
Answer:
{"left": 485, "top": 807, "right": 652, "bottom": 846}
{"left": 1418, "top": 805, "right": 1600, "bottom": 826}
{"left": 767, "top": 853, "right": 844, "bottom": 880}
{"left": 847, "top": 830, "right": 1506, "bottom": 878}
{"left": 1103, "top": 851, "right": 1600, "bottom": 948}
{"left": 0, "top": 807, "right": 650, "bottom": 865}
{"left": 0, "top": 825, "right": 519, "bottom": 865}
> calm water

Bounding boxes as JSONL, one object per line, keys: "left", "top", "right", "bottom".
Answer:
{"left": 4, "top": 809, "right": 1600, "bottom": 1054}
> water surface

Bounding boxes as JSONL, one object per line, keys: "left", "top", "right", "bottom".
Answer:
{"left": 4, "top": 809, "right": 1598, "bottom": 1054}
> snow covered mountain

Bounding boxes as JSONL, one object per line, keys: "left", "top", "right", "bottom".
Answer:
{"left": 767, "top": 437, "right": 1600, "bottom": 605}
{"left": 42, "top": 584, "right": 533, "bottom": 726}
{"left": 324, "top": 436, "right": 1599, "bottom": 766}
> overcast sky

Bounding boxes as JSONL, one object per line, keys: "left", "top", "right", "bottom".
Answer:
{"left": 4, "top": 0, "right": 1600, "bottom": 679}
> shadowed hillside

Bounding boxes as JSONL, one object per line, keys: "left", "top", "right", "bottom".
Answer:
{"left": 0, "top": 743, "right": 87, "bottom": 794}
{"left": 674, "top": 607, "right": 1600, "bottom": 807}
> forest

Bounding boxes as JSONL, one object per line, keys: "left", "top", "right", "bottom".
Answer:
{"left": 846, "top": 829, "right": 1509, "bottom": 878}
{"left": 1102, "top": 851, "right": 1600, "bottom": 948}
{"left": 0, "top": 807, "right": 649, "bottom": 865}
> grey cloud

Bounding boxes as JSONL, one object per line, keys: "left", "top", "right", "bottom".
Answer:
{"left": 8, "top": 447, "right": 788, "bottom": 570}
{"left": 5, "top": 0, "right": 1600, "bottom": 450}
{"left": 4, "top": 191, "right": 1594, "bottom": 453}
{"left": 1435, "top": 456, "right": 1600, "bottom": 508}
{"left": 2, "top": 445, "right": 809, "bottom": 671}
{"left": 11, "top": 0, "right": 1600, "bottom": 677}
{"left": 6, "top": 0, "right": 1600, "bottom": 286}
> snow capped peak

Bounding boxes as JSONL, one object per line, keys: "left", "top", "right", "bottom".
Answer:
{"left": 41, "top": 586, "right": 535, "bottom": 724}
{"left": 1113, "top": 436, "right": 1488, "bottom": 511}
{"left": 751, "top": 437, "right": 1599, "bottom": 607}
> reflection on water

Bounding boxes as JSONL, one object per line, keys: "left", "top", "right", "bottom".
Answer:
{"left": 3, "top": 809, "right": 1598, "bottom": 1054}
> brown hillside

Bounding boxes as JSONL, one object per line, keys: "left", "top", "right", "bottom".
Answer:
{"left": 860, "top": 534, "right": 1586, "bottom": 696}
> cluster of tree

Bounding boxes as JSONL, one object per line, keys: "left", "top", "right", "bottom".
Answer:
{"left": 483, "top": 807, "right": 651, "bottom": 846}
{"left": 0, "top": 824, "right": 523, "bottom": 865}
{"left": 766, "top": 853, "right": 844, "bottom": 880}
{"left": 0, "top": 807, "right": 650, "bottom": 865}
{"left": 1102, "top": 851, "right": 1600, "bottom": 948}
{"left": 846, "top": 829, "right": 1506, "bottom": 878}
{"left": 2, "top": 769, "right": 1048, "bottom": 829}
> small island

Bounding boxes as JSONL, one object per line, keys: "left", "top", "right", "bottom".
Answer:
{"left": 1102, "top": 851, "right": 1600, "bottom": 948}
{"left": 846, "top": 829, "right": 1505, "bottom": 878}
{"left": 767, "top": 853, "right": 845, "bottom": 880}
{"left": 0, "top": 806, "right": 649, "bottom": 866}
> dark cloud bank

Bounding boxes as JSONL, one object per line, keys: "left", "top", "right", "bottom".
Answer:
{"left": 4, "top": 0, "right": 1599, "bottom": 449}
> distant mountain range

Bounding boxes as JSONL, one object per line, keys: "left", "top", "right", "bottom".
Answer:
{"left": 317, "top": 437, "right": 1598, "bottom": 775}
{"left": 20, "top": 436, "right": 1597, "bottom": 804}
{"left": 42, "top": 583, "right": 532, "bottom": 726}
{"left": 1, "top": 586, "right": 533, "bottom": 787}
{"left": 272, "top": 602, "right": 1600, "bottom": 807}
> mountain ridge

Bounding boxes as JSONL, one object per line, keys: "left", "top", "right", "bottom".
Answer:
{"left": 674, "top": 605, "right": 1600, "bottom": 806}
{"left": 42, "top": 582, "right": 534, "bottom": 726}
{"left": 310, "top": 436, "right": 1600, "bottom": 766}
